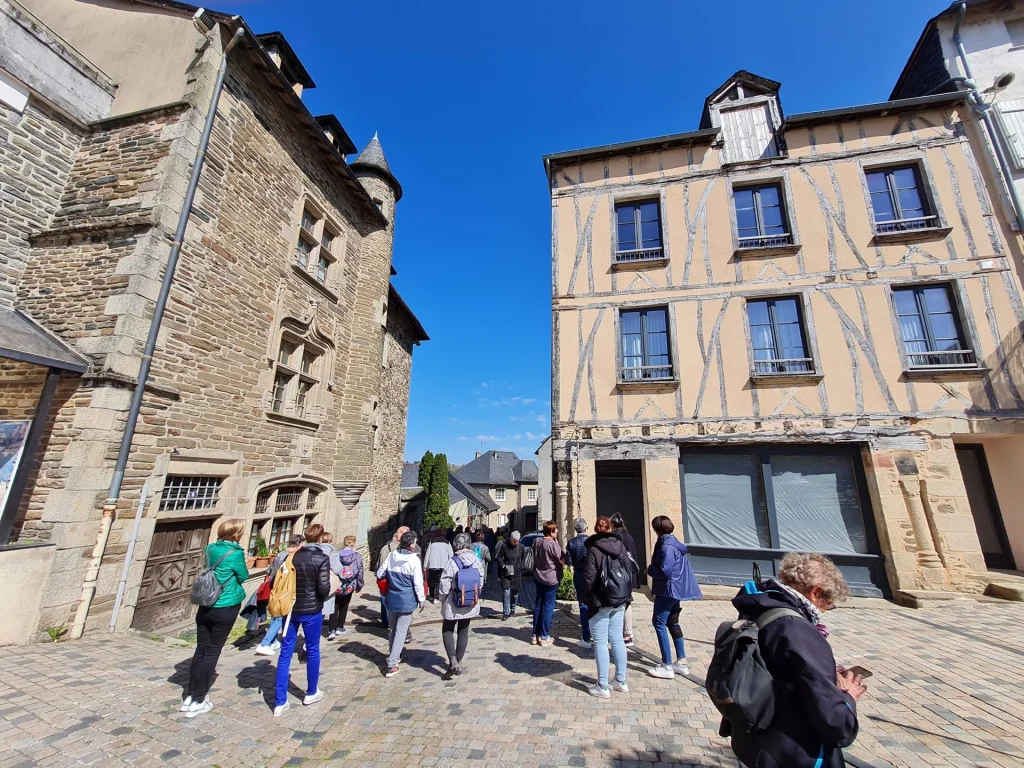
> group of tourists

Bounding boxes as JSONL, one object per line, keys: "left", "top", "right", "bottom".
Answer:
{"left": 179, "top": 513, "right": 867, "bottom": 768}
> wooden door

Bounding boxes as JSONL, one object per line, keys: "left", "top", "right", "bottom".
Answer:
{"left": 132, "top": 518, "right": 213, "bottom": 632}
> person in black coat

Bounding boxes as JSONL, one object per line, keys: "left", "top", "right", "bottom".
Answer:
{"left": 496, "top": 531, "right": 525, "bottom": 619}
{"left": 727, "top": 553, "right": 866, "bottom": 768}
{"left": 609, "top": 514, "right": 638, "bottom": 646}
{"left": 577, "top": 517, "right": 631, "bottom": 698}
{"left": 273, "top": 524, "right": 331, "bottom": 716}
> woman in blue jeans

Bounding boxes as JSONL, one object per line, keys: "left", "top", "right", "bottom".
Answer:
{"left": 531, "top": 521, "right": 564, "bottom": 646}
{"left": 578, "top": 516, "right": 630, "bottom": 699}
{"left": 645, "top": 515, "right": 702, "bottom": 679}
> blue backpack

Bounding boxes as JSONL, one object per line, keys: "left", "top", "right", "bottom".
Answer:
{"left": 452, "top": 557, "right": 482, "bottom": 608}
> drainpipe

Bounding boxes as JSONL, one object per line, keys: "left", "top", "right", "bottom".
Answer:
{"left": 952, "top": 0, "right": 1024, "bottom": 231}
{"left": 69, "top": 23, "right": 245, "bottom": 640}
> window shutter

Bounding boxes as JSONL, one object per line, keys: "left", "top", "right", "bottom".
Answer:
{"left": 997, "top": 99, "right": 1024, "bottom": 170}
{"left": 721, "top": 104, "right": 778, "bottom": 163}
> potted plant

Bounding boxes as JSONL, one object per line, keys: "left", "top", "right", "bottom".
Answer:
{"left": 253, "top": 536, "right": 271, "bottom": 568}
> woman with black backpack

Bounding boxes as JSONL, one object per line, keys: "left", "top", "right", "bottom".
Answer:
{"left": 578, "top": 516, "right": 631, "bottom": 700}
{"left": 181, "top": 518, "right": 249, "bottom": 718}
{"left": 437, "top": 532, "right": 485, "bottom": 678}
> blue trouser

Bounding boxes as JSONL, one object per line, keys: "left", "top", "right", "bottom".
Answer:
{"left": 578, "top": 601, "right": 592, "bottom": 642}
{"left": 503, "top": 588, "right": 519, "bottom": 617}
{"left": 260, "top": 615, "right": 285, "bottom": 647}
{"left": 590, "top": 605, "right": 627, "bottom": 688}
{"left": 275, "top": 613, "right": 322, "bottom": 706}
{"left": 533, "top": 581, "right": 558, "bottom": 639}
{"left": 380, "top": 595, "right": 388, "bottom": 626}
{"left": 652, "top": 595, "right": 686, "bottom": 665}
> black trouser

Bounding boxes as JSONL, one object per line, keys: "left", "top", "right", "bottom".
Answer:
{"left": 329, "top": 592, "right": 353, "bottom": 632}
{"left": 188, "top": 603, "right": 240, "bottom": 703}
{"left": 427, "top": 569, "right": 443, "bottom": 600}
{"left": 441, "top": 618, "right": 471, "bottom": 664}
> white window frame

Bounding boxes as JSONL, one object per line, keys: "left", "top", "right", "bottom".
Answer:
{"left": 527, "top": 488, "right": 537, "bottom": 502}
{"left": 494, "top": 487, "right": 506, "bottom": 502}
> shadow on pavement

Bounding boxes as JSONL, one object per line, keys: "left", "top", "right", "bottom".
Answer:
{"left": 236, "top": 658, "right": 304, "bottom": 709}
{"left": 493, "top": 650, "right": 573, "bottom": 677}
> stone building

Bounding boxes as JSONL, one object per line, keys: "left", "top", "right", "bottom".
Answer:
{"left": 453, "top": 450, "right": 539, "bottom": 531}
{"left": 545, "top": 70, "right": 1024, "bottom": 601}
{"left": 0, "top": 0, "right": 425, "bottom": 643}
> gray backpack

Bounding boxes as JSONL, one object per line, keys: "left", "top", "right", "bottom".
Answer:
{"left": 704, "top": 608, "right": 801, "bottom": 733}
{"left": 190, "top": 549, "right": 232, "bottom": 607}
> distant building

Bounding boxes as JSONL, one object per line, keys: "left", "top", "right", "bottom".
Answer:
{"left": 399, "top": 462, "right": 497, "bottom": 533}
{"left": 0, "top": 0, "right": 426, "bottom": 642}
{"left": 453, "top": 450, "right": 539, "bottom": 531}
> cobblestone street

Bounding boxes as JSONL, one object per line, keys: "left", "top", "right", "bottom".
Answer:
{"left": 2, "top": 585, "right": 1024, "bottom": 768}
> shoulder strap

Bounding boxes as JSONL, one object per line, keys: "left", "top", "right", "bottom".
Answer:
{"left": 754, "top": 607, "right": 802, "bottom": 629}
{"left": 209, "top": 548, "right": 232, "bottom": 570}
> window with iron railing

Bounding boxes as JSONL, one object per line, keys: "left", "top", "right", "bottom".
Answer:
{"left": 621, "top": 307, "right": 673, "bottom": 381}
{"left": 866, "top": 166, "right": 938, "bottom": 234}
{"left": 735, "top": 183, "right": 792, "bottom": 249}
{"left": 894, "top": 285, "right": 976, "bottom": 368}
{"left": 615, "top": 200, "right": 664, "bottom": 263}
{"left": 747, "top": 297, "right": 813, "bottom": 375}
{"left": 250, "top": 484, "right": 325, "bottom": 554}
{"left": 159, "top": 476, "right": 223, "bottom": 512}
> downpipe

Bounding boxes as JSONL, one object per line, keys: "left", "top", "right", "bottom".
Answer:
{"left": 69, "top": 24, "right": 245, "bottom": 641}
{"left": 952, "top": 1, "right": 1024, "bottom": 232}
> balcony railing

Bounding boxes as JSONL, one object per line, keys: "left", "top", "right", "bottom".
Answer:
{"left": 738, "top": 232, "right": 793, "bottom": 249}
{"left": 907, "top": 348, "right": 976, "bottom": 369}
{"left": 614, "top": 247, "right": 664, "bottom": 264}
{"left": 621, "top": 365, "right": 674, "bottom": 381}
{"left": 753, "top": 358, "right": 814, "bottom": 375}
{"left": 875, "top": 215, "right": 939, "bottom": 234}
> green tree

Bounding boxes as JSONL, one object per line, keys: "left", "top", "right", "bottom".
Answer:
{"left": 417, "top": 450, "right": 435, "bottom": 491}
{"left": 424, "top": 453, "right": 453, "bottom": 529}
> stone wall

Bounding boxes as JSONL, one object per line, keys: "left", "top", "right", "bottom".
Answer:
{"left": 0, "top": 99, "right": 81, "bottom": 310}
{"left": 367, "top": 305, "right": 415, "bottom": 559}
{"left": 6, "top": 46, "right": 401, "bottom": 635}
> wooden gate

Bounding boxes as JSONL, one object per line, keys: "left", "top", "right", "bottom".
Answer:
{"left": 132, "top": 518, "right": 213, "bottom": 632}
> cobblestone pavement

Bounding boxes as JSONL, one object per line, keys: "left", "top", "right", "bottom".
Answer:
{"left": 2, "top": 581, "right": 1024, "bottom": 768}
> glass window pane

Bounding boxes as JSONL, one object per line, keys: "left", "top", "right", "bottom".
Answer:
{"left": 682, "top": 454, "right": 772, "bottom": 548}
{"left": 928, "top": 313, "right": 959, "bottom": 343}
{"left": 760, "top": 203, "right": 785, "bottom": 235}
{"left": 616, "top": 205, "right": 635, "bottom": 226}
{"left": 617, "top": 222, "right": 637, "bottom": 251}
{"left": 621, "top": 311, "right": 641, "bottom": 334}
{"left": 639, "top": 201, "right": 659, "bottom": 222}
{"left": 758, "top": 185, "right": 780, "bottom": 206}
{"left": 777, "top": 324, "right": 807, "bottom": 357}
{"left": 922, "top": 286, "right": 952, "bottom": 314}
{"left": 646, "top": 331, "right": 668, "bottom": 358}
{"left": 751, "top": 325, "right": 776, "bottom": 356}
{"left": 772, "top": 298, "right": 799, "bottom": 323}
{"left": 640, "top": 219, "right": 662, "bottom": 248}
{"left": 870, "top": 190, "right": 896, "bottom": 222}
{"left": 644, "top": 309, "right": 667, "bottom": 333}
{"left": 747, "top": 300, "right": 770, "bottom": 326}
{"left": 772, "top": 455, "right": 868, "bottom": 554}
{"left": 866, "top": 171, "right": 890, "bottom": 195}
{"left": 893, "top": 289, "right": 918, "bottom": 315}
{"left": 897, "top": 188, "right": 925, "bottom": 219}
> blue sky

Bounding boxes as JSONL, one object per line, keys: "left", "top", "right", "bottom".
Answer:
{"left": 219, "top": 0, "right": 944, "bottom": 464}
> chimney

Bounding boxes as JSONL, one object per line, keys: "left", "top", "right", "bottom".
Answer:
{"left": 475, "top": 451, "right": 481, "bottom": 459}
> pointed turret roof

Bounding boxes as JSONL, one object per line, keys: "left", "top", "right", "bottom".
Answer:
{"left": 350, "top": 132, "right": 402, "bottom": 201}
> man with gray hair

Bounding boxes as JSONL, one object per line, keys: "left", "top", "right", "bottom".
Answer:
{"left": 565, "top": 518, "right": 592, "bottom": 648}
{"left": 496, "top": 530, "right": 525, "bottom": 619}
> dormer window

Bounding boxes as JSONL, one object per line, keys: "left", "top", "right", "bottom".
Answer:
{"left": 704, "top": 72, "right": 783, "bottom": 165}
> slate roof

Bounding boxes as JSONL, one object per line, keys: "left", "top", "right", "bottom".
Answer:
{"left": 453, "top": 451, "right": 538, "bottom": 488}
{"left": 401, "top": 462, "right": 499, "bottom": 513}
{"left": 0, "top": 309, "right": 89, "bottom": 373}
{"left": 351, "top": 133, "right": 403, "bottom": 201}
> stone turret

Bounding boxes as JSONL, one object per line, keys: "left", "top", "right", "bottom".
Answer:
{"left": 350, "top": 132, "right": 402, "bottom": 226}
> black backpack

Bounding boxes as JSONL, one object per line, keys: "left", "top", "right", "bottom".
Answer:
{"left": 598, "top": 550, "right": 634, "bottom": 607}
{"left": 704, "top": 607, "right": 801, "bottom": 733}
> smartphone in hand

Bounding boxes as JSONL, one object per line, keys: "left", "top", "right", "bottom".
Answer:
{"left": 845, "top": 665, "right": 873, "bottom": 679}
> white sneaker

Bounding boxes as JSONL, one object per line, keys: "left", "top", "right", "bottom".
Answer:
{"left": 254, "top": 644, "right": 276, "bottom": 656}
{"left": 303, "top": 690, "right": 324, "bottom": 706}
{"left": 624, "top": 636, "right": 635, "bottom": 648}
{"left": 179, "top": 695, "right": 193, "bottom": 712}
{"left": 273, "top": 702, "right": 291, "bottom": 717}
{"left": 587, "top": 684, "right": 611, "bottom": 699}
{"left": 610, "top": 680, "right": 629, "bottom": 693}
{"left": 576, "top": 639, "right": 593, "bottom": 649}
{"left": 185, "top": 698, "right": 212, "bottom": 718}
{"left": 672, "top": 660, "right": 690, "bottom": 676}
{"left": 326, "top": 631, "right": 337, "bottom": 641}
{"left": 648, "top": 664, "right": 675, "bottom": 679}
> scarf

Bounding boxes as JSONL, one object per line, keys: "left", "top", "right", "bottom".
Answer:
{"left": 776, "top": 581, "right": 830, "bottom": 639}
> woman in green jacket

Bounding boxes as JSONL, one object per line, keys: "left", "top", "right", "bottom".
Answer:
{"left": 182, "top": 518, "right": 249, "bottom": 718}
